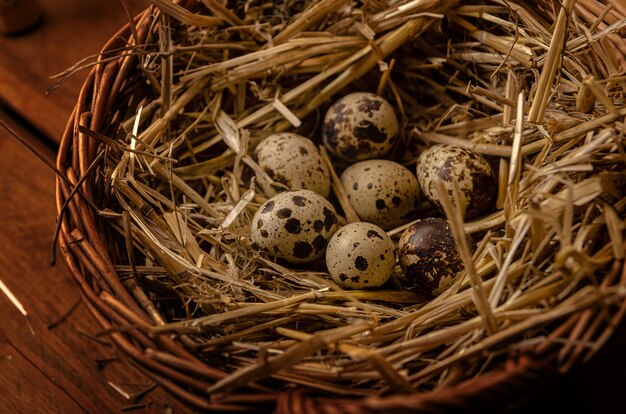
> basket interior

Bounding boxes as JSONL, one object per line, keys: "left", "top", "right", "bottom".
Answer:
{"left": 56, "top": 0, "right": 626, "bottom": 410}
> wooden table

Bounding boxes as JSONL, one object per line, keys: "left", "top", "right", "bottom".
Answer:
{"left": 0, "top": 1, "right": 625, "bottom": 413}
{"left": 0, "top": 110, "right": 191, "bottom": 413}
{"left": 0, "top": 1, "right": 188, "bottom": 412}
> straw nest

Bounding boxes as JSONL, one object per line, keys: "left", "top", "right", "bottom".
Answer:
{"left": 56, "top": 0, "right": 626, "bottom": 410}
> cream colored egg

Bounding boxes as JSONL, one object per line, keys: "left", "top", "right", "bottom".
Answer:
{"left": 326, "top": 222, "right": 395, "bottom": 289}
{"left": 255, "top": 133, "right": 330, "bottom": 197}
{"left": 416, "top": 145, "right": 496, "bottom": 218}
{"left": 323, "top": 92, "right": 398, "bottom": 161}
{"left": 251, "top": 190, "right": 338, "bottom": 263}
{"left": 341, "top": 160, "right": 419, "bottom": 230}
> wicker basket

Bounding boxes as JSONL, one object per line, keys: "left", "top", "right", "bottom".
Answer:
{"left": 55, "top": 1, "right": 626, "bottom": 412}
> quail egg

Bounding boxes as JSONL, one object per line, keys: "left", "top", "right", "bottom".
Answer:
{"left": 255, "top": 133, "right": 330, "bottom": 197}
{"left": 326, "top": 222, "right": 395, "bottom": 289}
{"left": 416, "top": 144, "right": 495, "bottom": 218}
{"left": 323, "top": 92, "right": 398, "bottom": 161}
{"left": 251, "top": 190, "right": 338, "bottom": 263}
{"left": 341, "top": 159, "right": 419, "bottom": 230}
{"left": 398, "top": 218, "right": 471, "bottom": 296}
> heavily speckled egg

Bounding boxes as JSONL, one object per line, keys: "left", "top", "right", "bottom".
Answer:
{"left": 341, "top": 160, "right": 419, "bottom": 230}
{"left": 323, "top": 92, "right": 398, "bottom": 162}
{"left": 326, "top": 222, "right": 395, "bottom": 289}
{"left": 416, "top": 144, "right": 495, "bottom": 218}
{"left": 251, "top": 190, "right": 338, "bottom": 263}
{"left": 398, "top": 218, "right": 470, "bottom": 296}
{"left": 255, "top": 133, "right": 330, "bottom": 197}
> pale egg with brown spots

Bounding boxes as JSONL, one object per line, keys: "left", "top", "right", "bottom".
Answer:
{"left": 398, "top": 218, "right": 472, "bottom": 296}
{"left": 416, "top": 144, "right": 495, "bottom": 218}
{"left": 326, "top": 222, "right": 395, "bottom": 289}
{"left": 323, "top": 92, "right": 398, "bottom": 162}
{"left": 341, "top": 160, "right": 419, "bottom": 230}
{"left": 251, "top": 190, "right": 338, "bottom": 263}
{"left": 255, "top": 133, "right": 330, "bottom": 197}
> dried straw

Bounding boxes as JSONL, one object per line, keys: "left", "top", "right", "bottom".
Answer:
{"left": 62, "top": 0, "right": 626, "bottom": 404}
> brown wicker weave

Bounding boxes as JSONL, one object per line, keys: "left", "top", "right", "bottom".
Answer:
{"left": 55, "top": 2, "right": 626, "bottom": 412}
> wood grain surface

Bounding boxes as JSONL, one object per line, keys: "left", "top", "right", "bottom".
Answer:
{"left": 0, "top": 0, "right": 144, "bottom": 143}
{"left": 0, "top": 110, "right": 190, "bottom": 413}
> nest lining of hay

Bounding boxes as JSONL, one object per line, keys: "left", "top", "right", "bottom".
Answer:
{"left": 62, "top": 0, "right": 626, "bottom": 398}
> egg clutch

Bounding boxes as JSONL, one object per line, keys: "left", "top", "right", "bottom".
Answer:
{"left": 250, "top": 92, "right": 496, "bottom": 296}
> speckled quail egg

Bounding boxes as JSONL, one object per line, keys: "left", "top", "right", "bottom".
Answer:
{"left": 326, "top": 222, "right": 395, "bottom": 289}
{"left": 255, "top": 133, "right": 331, "bottom": 197}
{"left": 398, "top": 218, "right": 471, "bottom": 296}
{"left": 323, "top": 92, "right": 399, "bottom": 161}
{"left": 416, "top": 144, "right": 495, "bottom": 218}
{"left": 341, "top": 159, "right": 419, "bottom": 230}
{"left": 251, "top": 190, "right": 338, "bottom": 263}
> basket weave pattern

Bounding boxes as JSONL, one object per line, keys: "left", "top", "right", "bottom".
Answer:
{"left": 55, "top": 2, "right": 626, "bottom": 411}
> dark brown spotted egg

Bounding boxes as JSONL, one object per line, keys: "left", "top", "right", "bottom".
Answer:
{"left": 255, "top": 133, "right": 330, "bottom": 197}
{"left": 398, "top": 218, "right": 469, "bottom": 296}
{"left": 323, "top": 92, "right": 398, "bottom": 162}
{"left": 341, "top": 160, "right": 419, "bottom": 230}
{"left": 416, "top": 144, "right": 495, "bottom": 218}
{"left": 326, "top": 222, "right": 395, "bottom": 289}
{"left": 251, "top": 190, "right": 338, "bottom": 263}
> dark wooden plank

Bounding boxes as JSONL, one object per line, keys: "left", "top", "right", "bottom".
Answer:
{"left": 0, "top": 109, "right": 193, "bottom": 414}
{"left": 0, "top": 0, "right": 145, "bottom": 142}
{"left": 0, "top": 332, "right": 98, "bottom": 413}
{"left": 0, "top": 341, "right": 85, "bottom": 414}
